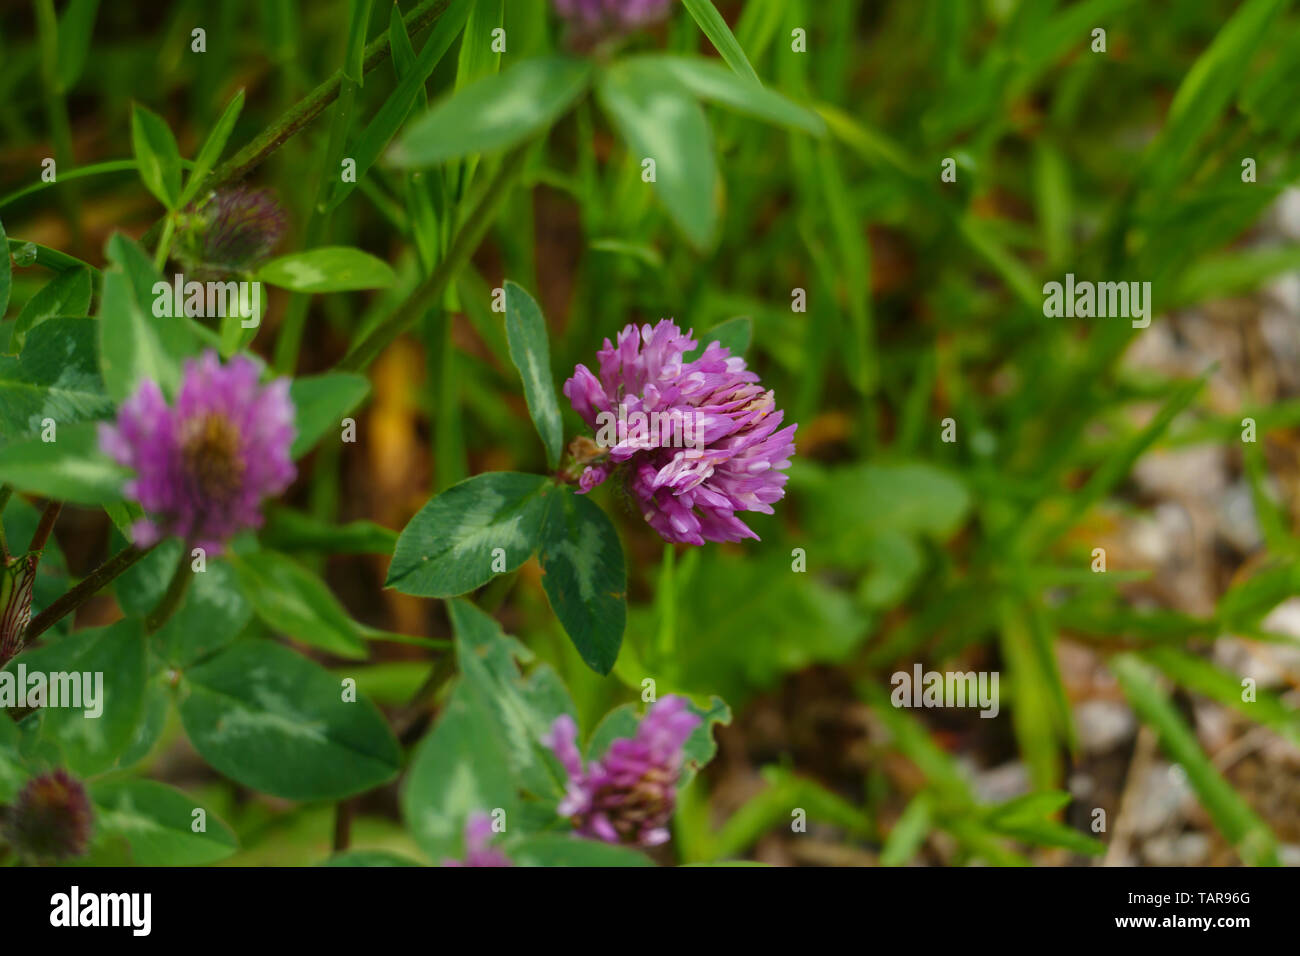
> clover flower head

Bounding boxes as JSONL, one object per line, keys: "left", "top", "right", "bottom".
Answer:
{"left": 544, "top": 695, "right": 700, "bottom": 847}
{"left": 563, "top": 320, "right": 796, "bottom": 545}
{"left": 175, "top": 186, "right": 286, "bottom": 278}
{"left": 1, "top": 769, "right": 93, "bottom": 862}
{"left": 98, "top": 350, "right": 295, "bottom": 554}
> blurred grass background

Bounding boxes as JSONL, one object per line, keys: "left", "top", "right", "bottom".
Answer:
{"left": 3, "top": 0, "right": 1300, "bottom": 864}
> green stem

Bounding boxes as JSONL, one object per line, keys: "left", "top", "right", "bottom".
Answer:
{"left": 0, "top": 159, "right": 170, "bottom": 210}
{"left": 153, "top": 214, "right": 176, "bottom": 271}
{"left": 272, "top": 70, "right": 362, "bottom": 374}
{"left": 0, "top": 484, "right": 12, "bottom": 560}
{"left": 4, "top": 239, "right": 101, "bottom": 280}
{"left": 340, "top": 141, "right": 531, "bottom": 372}
{"left": 428, "top": 308, "right": 467, "bottom": 491}
{"left": 34, "top": 0, "right": 81, "bottom": 250}
{"left": 478, "top": 568, "right": 518, "bottom": 613}
{"left": 656, "top": 543, "right": 676, "bottom": 664}
{"left": 357, "top": 176, "right": 410, "bottom": 232}
{"left": 23, "top": 543, "right": 156, "bottom": 643}
{"left": 395, "top": 652, "right": 457, "bottom": 743}
{"left": 144, "top": 549, "right": 194, "bottom": 634}
{"left": 139, "top": 0, "right": 454, "bottom": 251}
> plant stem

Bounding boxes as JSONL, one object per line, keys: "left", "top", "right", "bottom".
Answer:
{"left": 3, "top": 238, "right": 101, "bottom": 280}
{"left": 395, "top": 652, "right": 457, "bottom": 743}
{"left": 34, "top": 0, "right": 81, "bottom": 251}
{"left": 0, "top": 484, "right": 12, "bottom": 560}
{"left": 140, "top": 0, "right": 455, "bottom": 255}
{"left": 152, "top": 213, "right": 176, "bottom": 271}
{"left": 340, "top": 141, "right": 531, "bottom": 372}
{"left": 332, "top": 800, "right": 353, "bottom": 853}
{"left": 428, "top": 308, "right": 467, "bottom": 491}
{"left": 271, "top": 68, "right": 363, "bottom": 374}
{"left": 24, "top": 543, "right": 157, "bottom": 643}
{"left": 656, "top": 544, "right": 676, "bottom": 664}
{"left": 0, "top": 159, "right": 153, "bottom": 211}
{"left": 28, "top": 500, "right": 61, "bottom": 553}
{"left": 478, "top": 568, "right": 517, "bottom": 613}
{"left": 144, "top": 548, "right": 194, "bottom": 634}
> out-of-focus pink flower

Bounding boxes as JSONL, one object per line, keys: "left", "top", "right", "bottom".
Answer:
{"left": 98, "top": 351, "right": 295, "bottom": 554}
{"left": 553, "top": 0, "right": 672, "bottom": 46}
{"left": 442, "top": 813, "right": 512, "bottom": 867}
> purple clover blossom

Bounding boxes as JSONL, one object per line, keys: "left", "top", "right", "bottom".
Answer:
{"left": 544, "top": 695, "right": 701, "bottom": 847}
{"left": 562, "top": 320, "right": 796, "bottom": 545}
{"left": 442, "top": 813, "right": 512, "bottom": 867}
{"left": 176, "top": 187, "right": 287, "bottom": 278}
{"left": 553, "top": 0, "right": 672, "bottom": 46}
{"left": 98, "top": 351, "right": 296, "bottom": 554}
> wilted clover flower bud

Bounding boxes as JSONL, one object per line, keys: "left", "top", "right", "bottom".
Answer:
{"left": 441, "top": 813, "right": 512, "bottom": 867}
{"left": 544, "top": 695, "right": 700, "bottom": 847}
{"left": 553, "top": 0, "right": 672, "bottom": 48}
{"left": 174, "top": 187, "right": 286, "bottom": 278}
{"left": 0, "top": 553, "right": 37, "bottom": 668}
{"left": 1, "top": 770, "right": 93, "bottom": 862}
